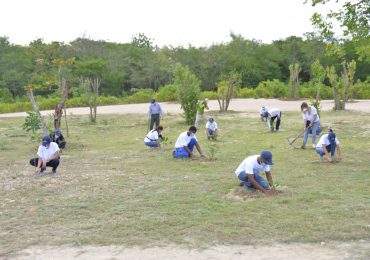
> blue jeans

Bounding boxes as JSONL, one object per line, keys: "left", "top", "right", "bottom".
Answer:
{"left": 145, "top": 141, "right": 158, "bottom": 148}
{"left": 303, "top": 121, "right": 320, "bottom": 146}
{"left": 315, "top": 144, "right": 336, "bottom": 157}
{"left": 173, "top": 138, "right": 197, "bottom": 158}
{"left": 237, "top": 169, "right": 270, "bottom": 190}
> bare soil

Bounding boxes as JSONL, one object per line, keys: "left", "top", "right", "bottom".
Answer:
{"left": 0, "top": 99, "right": 369, "bottom": 118}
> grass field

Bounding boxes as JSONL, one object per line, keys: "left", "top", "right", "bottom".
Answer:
{"left": 0, "top": 110, "right": 369, "bottom": 257}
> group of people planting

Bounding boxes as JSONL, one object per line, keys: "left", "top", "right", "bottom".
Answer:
{"left": 29, "top": 98, "right": 342, "bottom": 195}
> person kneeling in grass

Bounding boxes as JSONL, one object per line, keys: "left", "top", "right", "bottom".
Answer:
{"left": 315, "top": 129, "right": 342, "bottom": 162}
{"left": 205, "top": 117, "right": 218, "bottom": 140}
{"left": 173, "top": 126, "right": 206, "bottom": 159}
{"left": 144, "top": 126, "right": 163, "bottom": 149}
{"left": 234, "top": 150, "right": 276, "bottom": 195}
{"left": 29, "top": 135, "right": 60, "bottom": 176}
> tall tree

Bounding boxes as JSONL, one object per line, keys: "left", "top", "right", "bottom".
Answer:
{"left": 289, "top": 63, "right": 301, "bottom": 98}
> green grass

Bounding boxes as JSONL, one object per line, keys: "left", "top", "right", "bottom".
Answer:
{"left": 0, "top": 111, "right": 369, "bottom": 256}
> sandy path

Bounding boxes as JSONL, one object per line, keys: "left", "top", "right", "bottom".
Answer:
{"left": 13, "top": 241, "right": 370, "bottom": 260}
{"left": 1, "top": 99, "right": 369, "bottom": 118}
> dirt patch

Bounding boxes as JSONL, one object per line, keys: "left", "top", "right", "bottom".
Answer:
{"left": 12, "top": 241, "right": 370, "bottom": 259}
{"left": 225, "top": 186, "right": 287, "bottom": 201}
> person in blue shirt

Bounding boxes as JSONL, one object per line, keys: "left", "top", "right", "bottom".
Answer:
{"left": 148, "top": 98, "right": 164, "bottom": 130}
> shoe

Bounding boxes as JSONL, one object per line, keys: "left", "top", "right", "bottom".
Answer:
{"left": 300, "top": 145, "right": 306, "bottom": 149}
{"left": 275, "top": 129, "right": 280, "bottom": 132}
{"left": 51, "top": 170, "right": 57, "bottom": 177}
{"left": 37, "top": 168, "right": 47, "bottom": 176}
{"left": 239, "top": 182, "right": 244, "bottom": 187}
{"left": 312, "top": 144, "right": 316, "bottom": 149}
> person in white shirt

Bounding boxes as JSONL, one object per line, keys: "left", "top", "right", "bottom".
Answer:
{"left": 205, "top": 117, "right": 218, "bottom": 140}
{"left": 173, "top": 126, "right": 206, "bottom": 159}
{"left": 301, "top": 102, "right": 322, "bottom": 149}
{"left": 315, "top": 129, "right": 342, "bottom": 162}
{"left": 144, "top": 126, "right": 163, "bottom": 149}
{"left": 234, "top": 151, "right": 276, "bottom": 195}
{"left": 259, "top": 106, "right": 269, "bottom": 122}
{"left": 267, "top": 108, "right": 282, "bottom": 132}
{"left": 29, "top": 135, "right": 60, "bottom": 176}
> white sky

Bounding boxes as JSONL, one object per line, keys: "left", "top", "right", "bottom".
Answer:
{"left": 0, "top": 0, "right": 343, "bottom": 47}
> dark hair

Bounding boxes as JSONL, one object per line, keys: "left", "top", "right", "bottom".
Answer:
{"left": 301, "top": 102, "right": 308, "bottom": 111}
{"left": 189, "top": 126, "right": 197, "bottom": 132}
{"left": 156, "top": 126, "right": 163, "bottom": 131}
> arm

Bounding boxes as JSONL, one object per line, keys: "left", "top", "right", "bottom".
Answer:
{"left": 309, "top": 115, "right": 317, "bottom": 127}
{"left": 159, "top": 104, "right": 164, "bottom": 118}
{"left": 336, "top": 145, "right": 342, "bottom": 160}
{"left": 247, "top": 174, "right": 268, "bottom": 193}
{"left": 156, "top": 139, "right": 161, "bottom": 149}
{"left": 322, "top": 144, "right": 332, "bottom": 162}
{"left": 265, "top": 171, "right": 273, "bottom": 188}
{"left": 183, "top": 145, "right": 194, "bottom": 159}
{"left": 148, "top": 106, "right": 152, "bottom": 118}
{"left": 195, "top": 142, "right": 205, "bottom": 157}
{"left": 47, "top": 150, "right": 60, "bottom": 162}
{"left": 35, "top": 156, "right": 43, "bottom": 172}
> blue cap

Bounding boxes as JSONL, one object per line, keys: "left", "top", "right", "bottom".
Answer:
{"left": 55, "top": 129, "right": 61, "bottom": 137}
{"left": 150, "top": 98, "right": 155, "bottom": 104}
{"left": 208, "top": 117, "right": 214, "bottom": 123}
{"left": 263, "top": 112, "right": 268, "bottom": 118}
{"left": 261, "top": 150, "right": 273, "bottom": 165}
{"left": 42, "top": 135, "right": 52, "bottom": 147}
{"left": 328, "top": 131, "right": 336, "bottom": 145}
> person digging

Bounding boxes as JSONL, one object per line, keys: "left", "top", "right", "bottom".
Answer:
{"left": 234, "top": 150, "right": 277, "bottom": 195}
{"left": 173, "top": 126, "right": 206, "bottom": 159}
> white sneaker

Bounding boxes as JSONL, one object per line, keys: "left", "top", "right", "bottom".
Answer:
{"left": 312, "top": 144, "right": 316, "bottom": 149}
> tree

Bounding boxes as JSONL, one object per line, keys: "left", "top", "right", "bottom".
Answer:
{"left": 216, "top": 71, "right": 241, "bottom": 112}
{"left": 310, "top": 59, "right": 326, "bottom": 102}
{"left": 74, "top": 59, "right": 106, "bottom": 123}
{"left": 289, "top": 63, "right": 301, "bottom": 98}
{"left": 173, "top": 64, "right": 201, "bottom": 125}
{"left": 341, "top": 60, "right": 356, "bottom": 110}
{"left": 327, "top": 65, "right": 341, "bottom": 110}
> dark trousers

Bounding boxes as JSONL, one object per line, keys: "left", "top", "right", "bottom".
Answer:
{"left": 29, "top": 158, "right": 60, "bottom": 171}
{"left": 150, "top": 114, "right": 160, "bottom": 130}
{"left": 270, "top": 112, "right": 282, "bottom": 130}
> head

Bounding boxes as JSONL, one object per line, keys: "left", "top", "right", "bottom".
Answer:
{"left": 260, "top": 150, "right": 273, "bottom": 165}
{"left": 55, "top": 129, "right": 61, "bottom": 138}
{"left": 262, "top": 111, "right": 269, "bottom": 118}
{"left": 208, "top": 117, "right": 214, "bottom": 123}
{"left": 150, "top": 98, "right": 156, "bottom": 104}
{"left": 328, "top": 129, "right": 336, "bottom": 145}
{"left": 42, "top": 135, "right": 52, "bottom": 148}
{"left": 156, "top": 125, "right": 164, "bottom": 133}
{"left": 188, "top": 126, "right": 197, "bottom": 136}
{"left": 301, "top": 102, "right": 309, "bottom": 112}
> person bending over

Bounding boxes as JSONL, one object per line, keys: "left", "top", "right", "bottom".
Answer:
{"left": 315, "top": 129, "right": 342, "bottom": 162}
{"left": 173, "top": 126, "right": 206, "bottom": 159}
{"left": 144, "top": 126, "right": 163, "bottom": 149}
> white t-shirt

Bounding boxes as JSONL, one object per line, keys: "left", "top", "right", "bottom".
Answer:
{"left": 268, "top": 108, "right": 281, "bottom": 118}
{"left": 174, "top": 131, "right": 198, "bottom": 148}
{"left": 303, "top": 106, "right": 320, "bottom": 123}
{"left": 205, "top": 121, "right": 218, "bottom": 131}
{"left": 37, "top": 142, "right": 60, "bottom": 162}
{"left": 260, "top": 107, "right": 269, "bottom": 116}
{"left": 234, "top": 155, "right": 270, "bottom": 176}
{"left": 316, "top": 134, "right": 340, "bottom": 148}
{"left": 144, "top": 129, "right": 159, "bottom": 143}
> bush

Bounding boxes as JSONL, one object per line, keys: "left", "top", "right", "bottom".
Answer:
{"left": 297, "top": 82, "right": 333, "bottom": 99}
{"left": 238, "top": 87, "right": 255, "bottom": 98}
{"left": 156, "top": 84, "right": 178, "bottom": 102}
{"left": 125, "top": 88, "right": 155, "bottom": 104}
{"left": 254, "top": 79, "right": 289, "bottom": 98}
{"left": 349, "top": 80, "right": 370, "bottom": 99}
{"left": 0, "top": 88, "right": 13, "bottom": 103}
{"left": 201, "top": 91, "right": 218, "bottom": 100}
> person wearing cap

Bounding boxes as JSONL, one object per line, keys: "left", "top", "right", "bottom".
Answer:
{"left": 234, "top": 151, "right": 276, "bottom": 195}
{"left": 148, "top": 98, "right": 164, "bottom": 130}
{"left": 144, "top": 126, "right": 163, "bottom": 149}
{"left": 259, "top": 106, "right": 269, "bottom": 122}
{"left": 173, "top": 126, "right": 206, "bottom": 159}
{"left": 315, "top": 129, "right": 342, "bottom": 162}
{"left": 205, "top": 117, "right": 218, "bottom": 140}
{"left": 50, "top": 129, "right": 66, "bottom": 150}
{"left": 301, "top": 102, "right": 321, "bottom": 149}
{"left": 29, "top": 135, "right": 60, "bottom": 176}
{"left": 266, "top": 108, "right": 282, "bottom": 132}
{"left": 195, "top": 98, "right": 209, "bottom": 128}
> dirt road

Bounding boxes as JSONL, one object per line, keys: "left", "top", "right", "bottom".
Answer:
{"left": 0, "top": 99, "right": 369, "bottom": 118}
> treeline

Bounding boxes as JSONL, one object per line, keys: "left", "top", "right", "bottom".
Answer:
{"left": 0, "top": 33, "right": 369, "bottom": 105}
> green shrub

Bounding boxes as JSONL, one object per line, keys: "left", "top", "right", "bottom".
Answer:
{"left": 297, "top": 82, "right": 333, "bottom": 99}
{"left": 238, "top": 87, "right": 255, "bottom": 98}
{"left": 125, "top": 88, "right": 155, "bottom": 104}
{"left": 254, "top": 79, "right": 289, "bottom": 98}
{"left": 201, "top": 91, "right": 218, "bottom": 100}
{"left": 0, "top": 88, "right": 13, "bottom": 103}
{"left": 349, "top": 80, "right": 370, "bottom": 99}
{"left": 156, "top": 84, "right": 178, "bottom": 102}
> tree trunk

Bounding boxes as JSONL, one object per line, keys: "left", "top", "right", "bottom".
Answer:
{"left": 54, "top": 77, "right": 68, "bottom": 129}
{"left": 28, "top": 88, "right": 49, "bottom": 136}
{"left": 63, "top": 106, "right": 69, "bottom": 137}
{"left": 332, "top": 83, "right": 340, "bottom": 110}
{"left": 315, "top": 85, "right": 321, "bottom": 103}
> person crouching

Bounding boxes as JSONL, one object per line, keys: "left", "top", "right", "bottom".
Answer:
{"left": 315, "top": 129, "right": 342, "bottom": 162}
{"left": 144, "top": 126, "right": 163, "bottom": 149}
{"left": 30, "top": 135, "right": 60, "bottom": 176}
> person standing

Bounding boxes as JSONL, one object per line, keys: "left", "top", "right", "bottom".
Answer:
{"left": 148, "top": 98, "right": 164, "bottom": 131}
{"left": 195, "top": 98, "right": 209, "bottom": 128}
{"left": 234, "top": 151, "right": 276, "bottom": 195}
{"left": 173, "top": 126, "right": 206, "bottom": 159}
{"left": 29, "top": 136, "right": 60, "bottom": 176}
{"left": 301, "top": 102, "right": 321, "bottom": 149}
{"left": 315, "top": 129, "right": 342, "bottom": 162}
{"left": 144, "top": 126, "right": 163, "bottom": 149}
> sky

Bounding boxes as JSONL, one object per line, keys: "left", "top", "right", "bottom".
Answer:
{"left": 0, "top": 0, "right": 342, "bottom": 47}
